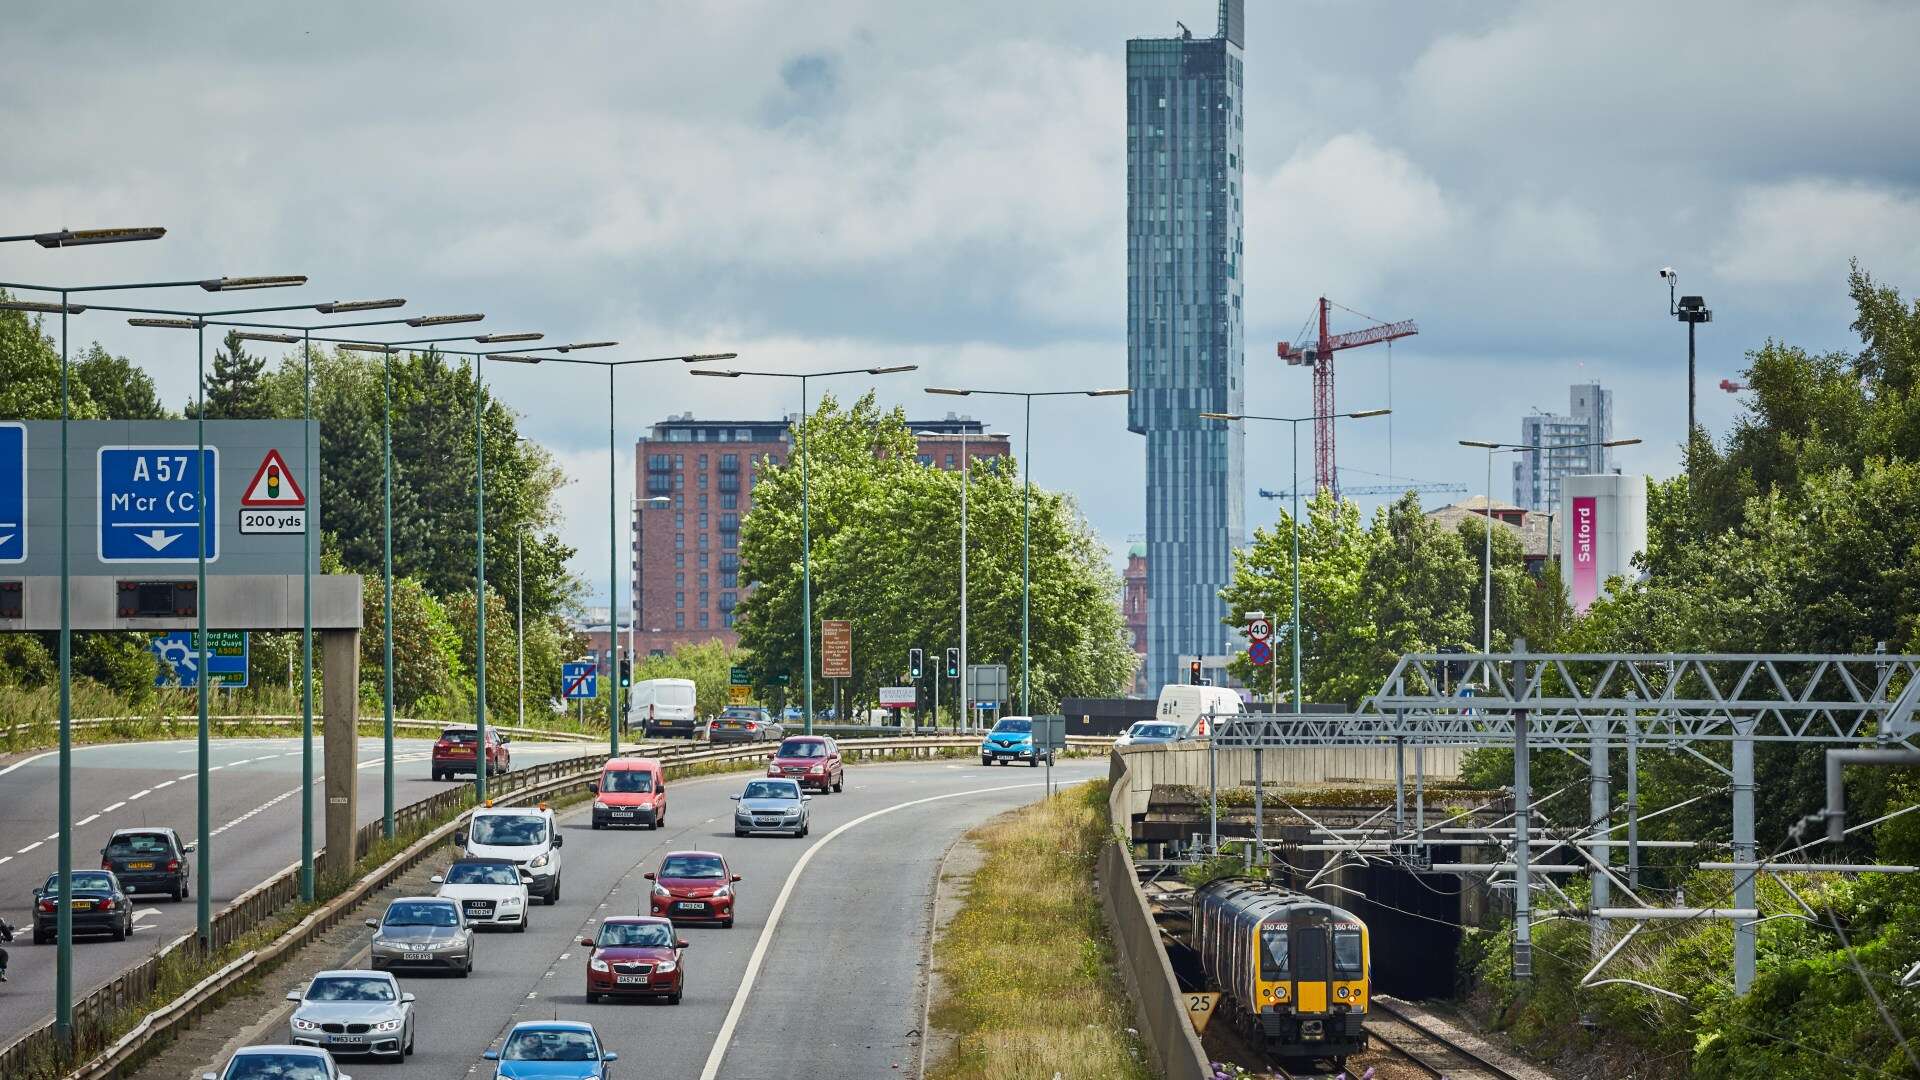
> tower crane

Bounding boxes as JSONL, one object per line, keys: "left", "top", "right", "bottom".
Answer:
{"left": 1277, "top": 297, "right": 1419, "bottom": 495}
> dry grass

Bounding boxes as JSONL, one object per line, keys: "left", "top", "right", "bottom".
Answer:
{"left": 928, "top": 780, "right": 1153, "bottom": 1080}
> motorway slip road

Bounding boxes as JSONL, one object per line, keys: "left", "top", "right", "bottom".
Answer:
{"left": 128, "top": 757, "right": 1103, "bottom": 1080}
{"left": 0, "top": 735, "right": 587, "bottom": 1042}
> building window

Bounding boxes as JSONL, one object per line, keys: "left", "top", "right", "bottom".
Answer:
{"left": 719, "top": 553, "right": 739, "bottom": 570}
{"left": 720, "top": 513, "right": 738, "bottom": 530}
{"left": 721, "top": 570, "right": 738, "bottom": 588}
{"left": 698, "top": 572, "right": 709, "bottom": 588}
{"left": 672, "top": 494, "right": 684, "bottom": 509}
{"left": 648, "top": 453, "right": 671, "bottom": 471}
{"left": 719, "top": 453, "right": 739, "bottom": 472}
{"left": 699, "top": 592, "right": 709, "bottom": 607}
{"left": 723, "top": 612, "right": 734, "bottom": 628}
{"left": 646, "top": 474, "right": 672, "bottom": 494}
{"left": 675, "top": 572, "right": 685, "bottom": 586}
{"left": 674, "top": 553, "right": 684, "bottom": 569}
{"left": 698, "top": 454, "right": 708, "bottom": 469}
{"left": 699, "top": 611, "right": 710, "bottom": 628}
{"left": 698, "top": 493, "right": 708, "bottom": 509}
{"left": 674, "top": 512, "right": 685, "bottom": 529}
{"left": 698, "top": 473, "right": 708, "bottom": 490}
{"left": 720, "top": 493, "right": 737, "bottom": 509}
{"left": 718, "top": 473, "right": 739, "bottom": 493}
{"left": 944, "top": 453, "right": 956, "bottom": 468}
{"left": 675, "top": 613, "right": 685, "bottom": 628}
{"left": 720, "top": 531, "right": 738, "bottom": 550}
{"left": 917, "top": 454, "right": 932, "bottom": 466}
{"left": 736, "top": 429, "right": 750, "bottom": 441}
{"left": 675, "top": 592, "right": 685, "bottom": 607}
{"left": 720, "top": 591, "right": 737, "bottom": 611}
{"left": 698, "top": 513, "right": 709, "bottom": 529}
{"left": 699, "top": 553, "right": 709, "bottom": 568}
{"left": 698, "top": 533, "right": 709, "bottom": 549}
{"left": 674, "top": 454, "right": 683, "bottom": 468}
{"left": 674, "top": 533, "right": 685, "bottom": 549}
{"left": 674, "top": 474, "right": 684, "bottom": 490}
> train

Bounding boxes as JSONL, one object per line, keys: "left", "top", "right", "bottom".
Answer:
{"left": 1191, "top": 877, "right": 1371, "bottom": 1067}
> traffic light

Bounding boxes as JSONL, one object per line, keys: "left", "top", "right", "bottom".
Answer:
{"left": 909, "top": 647, "right": 924, "bottom": 680}
{"left": 618, "top": 655, "right": 631, "bottom": 689}
{"left": 945, "top": 647, "right": 959, "bottom": 679}
{"left": 1189, "top": 659, "right": 1203, "bottom": 685}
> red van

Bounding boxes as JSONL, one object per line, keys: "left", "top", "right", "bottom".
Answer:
{"left": 590, "top": 757, "right": 666, "bottom": 829}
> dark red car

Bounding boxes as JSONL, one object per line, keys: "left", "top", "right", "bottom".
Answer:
{"left": 646, "top": 851, "right": 739, "bottom": 928}
{"left": 432, "top": 726, "right": 510, "bottom": 781}
{"left": 581, "top": 916, "right": 686, "bottom": 1004}
{"left": 765, "top": 735, "right": 844, "bottom": 792}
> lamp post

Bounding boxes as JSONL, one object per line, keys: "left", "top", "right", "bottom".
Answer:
{"left": 914, "top": 428, "right": 1011, "bottom": 728}
{"left": 924, "top": 387, "right": 1130, "bottom": 715}
{"left": 0, "top": 226, "right": 165, "bottom": 247}
{"left": 1458, "top": 437, "right": 1642, "bottom": 653}
{"left": 1659, "top": 268, "right": 1712, "bottom": 444}
{"left": 1200, "top": 409, "right": 1389, "bottom": 711}
{"left": 694, "top": 363, "right": 917, "bottom": 734}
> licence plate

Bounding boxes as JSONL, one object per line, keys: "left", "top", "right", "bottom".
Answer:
{"left": 127, "top": 861, "right": 155, "bottom": 871}
{"left": 675, "top": 901, "right": 705, "bottom": 911}
{"left": 611, "top": 811, "right": 634, "bottom": 817}
{"left": 73, "top": 900, "right": 94, "bottom": 909}
{"left": 616, "top": 975, "right": 649, "bottom": 984}
{"left": 331, "top": 1035, "right": 365, "bottom": 1044}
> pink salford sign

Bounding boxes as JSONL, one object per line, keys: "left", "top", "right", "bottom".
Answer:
{"left": 1571, "top": 495, "right": 1599, "bottom": 611}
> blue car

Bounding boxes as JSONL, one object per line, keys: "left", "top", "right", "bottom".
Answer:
{"left": 979, "top": 716, "right": 1051, "bottom": 767}
{"left": 483, "top": 1020, "right": 618, "bottom": 1079}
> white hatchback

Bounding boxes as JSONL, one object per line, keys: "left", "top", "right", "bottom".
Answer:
{"left": 431, "top": 857, "right": 533, "bottom": 931}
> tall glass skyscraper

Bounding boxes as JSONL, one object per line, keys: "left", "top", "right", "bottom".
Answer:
{"left": 1127, "top": 1, "right": 1246, "bottom": 692}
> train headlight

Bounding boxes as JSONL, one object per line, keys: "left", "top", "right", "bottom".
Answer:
{"left": 1275, "top": 986, "right": 1288, "bottom": 1000}
{"left": 1337, "top": 985, "right": 1350, "bottom": 999}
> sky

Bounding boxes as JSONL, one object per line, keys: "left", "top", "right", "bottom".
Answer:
{"left": 4, "top": 0, "right": 1918, "bottom": 607}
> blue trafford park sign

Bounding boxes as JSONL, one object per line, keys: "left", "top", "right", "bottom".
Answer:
{"left": 150, "top": 630, "right": 250, "bottom": 689}
{"left": 562, "top": 661, "right": 598, "bottom": 700}
{"left": 97, "top": 446, "right": 219, "bottom": 563}
{"left": 0, "top": 423, "right": 23, "bottom": 563}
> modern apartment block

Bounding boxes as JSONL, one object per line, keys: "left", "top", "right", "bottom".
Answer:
{"left": 629, "top": 414, "right": 1009, "bottom": 658}
{"left": 1512, "top": 382, "right": 1615, "bottom": 512}
{"left": 1123, "top": 542, "right": 1149, "bottom": 696}
{"left": 1126, "top": 0, "right": 1247, "bottom": 692}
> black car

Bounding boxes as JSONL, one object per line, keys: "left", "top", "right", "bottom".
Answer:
{"left": 101, "top": 827, "right": 192, "bottom": 901}
{"left": 32, "top": 870, "right": 134, "bottom": 943}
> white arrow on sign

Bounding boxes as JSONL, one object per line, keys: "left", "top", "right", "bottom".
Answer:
{"left": 0, "top": 532, "right": 13, "bottom": 548}
{"left": 136, "top": 529, "right": 181, "bottom": 552}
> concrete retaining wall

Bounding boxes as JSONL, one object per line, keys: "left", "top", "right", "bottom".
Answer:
{"left": 1108, "top": 741, "right": 1465, "bottom": 822}
{"left": 1101, "top": 780, "right": 1213, "bottom": 1080}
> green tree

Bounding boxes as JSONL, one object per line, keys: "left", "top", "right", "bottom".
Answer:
{"left": 72, "top": 633, "right": 158, "bottom": 703}
{"left": 360, "top": 574, "right": 467, "bottom": 713}
{"left": 0, "top": 299, "right": 99, "bottom": 419}
{"left": 195, "top": 330, "right": 272, "bottom": 419}
{"left": 444, "top": 587, "right": 520, "bottom": 723}
{"left": 74, "top": 343, "right": 170, "bottom": 419}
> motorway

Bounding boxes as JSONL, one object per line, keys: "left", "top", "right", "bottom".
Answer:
{"left": 0, "top": 733, "right": 589, "bottom": 1041}
{"left": 141, "top": 756, "right": 1102, "bottom": 1079}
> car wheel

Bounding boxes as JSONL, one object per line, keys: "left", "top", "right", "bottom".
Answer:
{"left": 170, "top": 882, "right": 184, "bottom": 902}
{"left": 549, "top": 879, "right": 561, "bottom": 904}
{"left": 980, "top": 757, "right": 991, "bottom": 767}
{"left": 721, "top": 916, "right": 734, "bottom": 929}
{"left": 669, "top": 989, "right": 683, "bottom": 1005}
{"left": 1028, "top": 757, "right": 1039, "bottom": 767}
{"left": 405, "top": 1028, "right": 415, "bottom": 1056}
{"left": 181, "top": 880, "right": 189, "bottom": 900}
{"left": 834, "top": 776, "right": 844, "bottom": 793}
{"left": 735, "top": 828, "right": 747, "bottom": 838}
{"left": 591, "top": 819, "right": 603, "bottom": 830}
{"left": 586, "top": 991, "right": 600, "bottom": 1004}
{"left": 516, "top": 914, "right": 528, "bottom": 933}
{"left": 33, "top": 928, "right": 48, "bottom": 945}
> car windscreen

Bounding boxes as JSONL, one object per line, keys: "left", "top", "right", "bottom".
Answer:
{"left": 601, "top": 770, "right": 653, "bottom": 793}
{"left": 439, "top": 729, "right": 477, "bottom": 744}
{"left": 741, "top": 781, "right": 799, "bottom": 800}
{"left": 445, "top": 862, "right": 519, "bottom": 886}
{"left": 598, "top": 922, "right": 674, "bottom": 948}
{"left": 1139, "top": 724, "right": 1182, "bottom": 739}
{"left": 776, "top": 740, "right": 824, "bottom": 758}
{"left": 306, "top": 975, "right": 395, "bottom": 1002}
{"left": 107, "top": 833, "right": 171, "bottom": 856}
{"left": 49, "top": 872, "right": 114, "bottom": 892}
{"left": 659, "top": 854, "right": 725, "bottom": 879}
{"left": 720, "top": 707, "right": 764, "bottom": 719}
{"left": 502, "top": 1029, "right": 598, "bottom": 1061}
{"left": 470, "top": 814, "right": 546, "bottom": 846}
{"left": 383, "top": 901, "right": 459, "bottom": 927}
{"left": 992, "top": 718, "right": 1032, "bottom": 733}
{"left": 225, "top": 1053, "right": 333, "bottom": 1080}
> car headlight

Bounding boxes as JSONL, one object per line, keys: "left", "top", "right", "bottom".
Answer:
{"left": 372, "top": 936, "right": 392, "bottom": 949}
{"left": 291, "top": 1016, "right": 319, "bottom": 1031}
{"left": 655, "top": 959, "right": 677, "bottom": 974}
{"left": 652, "top": 883, "right": 671, "bottom": 898}
{"left": 373, "top": 1017, "right": 404, "bottom": 1032}
{"left": 713, "top": 885, "right": 731, "bottom": 898}
{"left": 500, "top": 896, "right": 522, "bottom": 908}
{"left": 808, "top": 764, "right": 824, "bottom": 774}
{"left": 595, "top": 800, "right": 612, "bottom": 810}
{"left": 589, "top": 957, "right": 609, "bottom": 972}
{"left": 529, "top": 852, "right": 551, "bottom": 869}
{"left": 784, "top": 808, "right": 801, "bottom": 818}
{"left": 434, "top": 938, "right": 463, "bottom": 951}
{"left": 735, "top": 807, "right": 752, "bottom": 818}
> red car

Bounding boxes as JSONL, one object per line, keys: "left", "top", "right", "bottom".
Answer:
{"left": 647, "top": 851, "right": 740, "bottom": 928}
{"left": 432, "top": 726, "right": 510, "bottom": 781}
{"left": 765, "top": 735, "right": 844, "bottom": 792}
{"left": 582, "top": 916, "right": 687, "bottom": 1004}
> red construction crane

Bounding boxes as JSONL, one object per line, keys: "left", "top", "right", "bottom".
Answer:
{"left": 1276, "top": 297, "right": 1419, "bottom": 495}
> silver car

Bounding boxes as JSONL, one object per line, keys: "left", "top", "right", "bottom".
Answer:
{"left": 287, "top": 969, "right": 415, "bottom": 1060}
{"left": 731, "top": 777, "right": 812, "bottom": 837}
{"left": 365, "top": 896, "right": 474, "bottom": 976}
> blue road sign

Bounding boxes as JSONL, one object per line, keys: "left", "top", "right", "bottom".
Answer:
{"left": 0, "top": 423, "right": 23, "bottom": 563}
{"left": 1248, "top": 639, "right": 1273, "bottom": 667}
{"left": 98, "top": 446, "right": 219, "bottom": 563}
{"left": 562, "top": 661, "right": 598, "bottom": 700}
{"left": 151, "top": 631, "right": 249, "bottom": 689}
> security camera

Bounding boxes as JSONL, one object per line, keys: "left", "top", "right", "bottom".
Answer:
{"left": 1658, "top": 267, "right": 1676, "bottom": 279}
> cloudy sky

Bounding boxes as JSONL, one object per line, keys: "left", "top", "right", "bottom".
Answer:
{"left": 5, "top": 1, "right": 1917, "bottom": 606}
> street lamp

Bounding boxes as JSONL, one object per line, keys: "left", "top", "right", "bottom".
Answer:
{"left": 0, "top": 226, "right": 166, "bottom": 247}
{"left": 1200, "top": 409, "right": 1388, "bottom": 711}
{"left": 1659, "top": 268, "right": 1712, "bottom": 443}
{"left": 694, "top": 364, "right": 917, "bottom": 734}
{"left": 925, "top": 386, "right": 1130, "bottom": 715}
{"left": 915, "top": 428, "right": 1011, "bottom": 729}
{"left": 1458, "top": 437, "right": 1642, "bottom": 653}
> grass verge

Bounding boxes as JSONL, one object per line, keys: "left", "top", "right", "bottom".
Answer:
{"left": 927, "top": 779, "right": 1152, "bottom": 1080}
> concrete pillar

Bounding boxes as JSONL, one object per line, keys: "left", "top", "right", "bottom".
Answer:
{"left": 323, "top": 629, "right": 361, "bottom": 879}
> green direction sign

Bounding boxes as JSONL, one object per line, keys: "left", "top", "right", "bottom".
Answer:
{"left": 730, "top": 666, "right": 752, "bottom": 686}
{"left": 770, "top": 673, "right": 791, "bottom": 686}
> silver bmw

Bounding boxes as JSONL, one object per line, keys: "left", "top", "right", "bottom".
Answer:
{"left": 731, "top": 777, "right": 812, "bottom": 837}
{"left": 287, "top": 969, "right": 415, "bottom": 1060}
{"left": 365, "top": 896, "right": 474, "bottom": 976}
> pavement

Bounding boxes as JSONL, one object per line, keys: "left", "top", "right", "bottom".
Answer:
{"left": 0, "top": 733, "right": 589, "bottom": 1042}
{"left": 124, "top": 756, "right": 1102, "bottom": 1080}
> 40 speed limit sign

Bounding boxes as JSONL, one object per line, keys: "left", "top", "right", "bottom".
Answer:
{"left": 1246, "top": 616, "right": 1273, "bottom": 641}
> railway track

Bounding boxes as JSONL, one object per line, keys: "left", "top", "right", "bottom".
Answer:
{"left": 1365, "top": 998, "right": 1530, "bottom": 1080}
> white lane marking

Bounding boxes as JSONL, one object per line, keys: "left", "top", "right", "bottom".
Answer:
{"left": 227, "top": 758, "right": 254, "bottom": 767}
{"left": 75, "top": 814, "right": 99, "bottom": 827}
{"left": 0, "top": 856, "right": 10, "bottom": 866}
{"left": 210, "top": 784, "right": 306, "bottom": 837}
{"left": 129, "top": 789, "right": 152, "bottom": 801}
{"left": 17, "top": 841, "right": 42, "bottom": 854}
{"left": 101, "top": 801, "right": 126, "bottom": 813}
{"left": 176, "top": 773, "right": 195, "bottom": 781}
{"left": 133, "top": 907, "right": 161, "bottom": 921}
{"left": 154, "top": 780, "right": 176, "bottom": 789}
{"left": 558, "top": 953, "right": 570, "bottom": 961}
{"left": 697, "top": 779, "right": 1045, "bottom": 1080}
{"left": 207, "top": 765, "right": 224, "bottom": 772}
{"left": 0, "top": 751, "right": 56, "bottom": 779}
{"left": 43, "top": 832, "right": 57, "bottom": 841}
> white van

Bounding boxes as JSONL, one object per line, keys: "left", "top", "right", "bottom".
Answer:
{"left": 632, "top": 678, "right": 699, "bottom": 738}
{"left": 464, "top": 803, "right": 563, "bottom": 904}
{"left": 1154, "top": 684, "right": 1244, "bottom": 738}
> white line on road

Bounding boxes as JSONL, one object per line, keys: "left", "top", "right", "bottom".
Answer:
{"left": 176, "top": 773, "right": 195, "bottom": 781}
{"left": 133, "top": 907, "right": 160, "bottom": 921}
{"left": 129, "top": 789, "right": 152, "bottom": 801}
{"left": 75, "top": 814, "right": 99, "bottom": 827}
{"left": 697, "top": 779, "right": 1045, "bottom": 1080}
{"left": 101, "top": 801, "right": 126, "bottom": 813}
{"left": 17, "top": 841, "right": 42, "bottom": 855}
{"left": 154, "top": 779, "right": 176, "bottom": 789}
{"left": 0, "top": 856, "right": 10, "bottom": 866}
{"left": 0, "top": 751, "right": 55, "bottom": 779}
